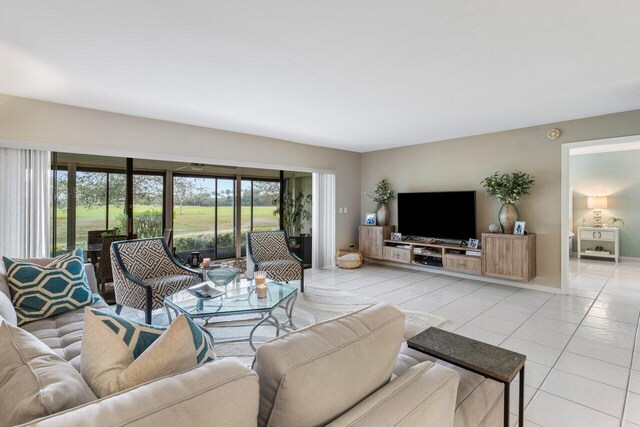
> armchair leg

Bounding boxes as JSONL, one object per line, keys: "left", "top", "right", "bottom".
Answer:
{"left": 115, "top": 304, "right": 123, "bottom": 315}
{"left": 145, "top": 306, "right": 153, "bottom": 325}
{"left": 145, "top": 288, "right": 153, "bottom": 325}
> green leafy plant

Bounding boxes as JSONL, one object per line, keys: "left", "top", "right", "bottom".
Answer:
{"left": 101, "top": 227, "right": 122, "bottom": 238}
{"left": 367, "top": 179, "right": 396, "bottom": 208}
{"left": 609, "top": 217, "right": 625, "bottom": 226}
{"left": 272, "top": 191, "right": 312, "bottom": 236}
{"left": 481, "top": 172, "right": 535, "bottom": 204}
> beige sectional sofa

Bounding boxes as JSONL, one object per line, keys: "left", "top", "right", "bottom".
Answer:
{"left": 0, "top": 260, "right": 504, "bottom": 427}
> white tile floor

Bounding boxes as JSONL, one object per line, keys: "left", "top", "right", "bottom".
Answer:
{"left": 122, "top": 257, "right": 640, "bottom": 426}
{"left": 302, "top": 258, "right": 640, "bottom": 427}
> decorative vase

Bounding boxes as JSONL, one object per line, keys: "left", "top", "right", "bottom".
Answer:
{"left": 376, "top": 204, "right": 389, "bottom": 226}
{"left": 499, "top": 203, "right": 519, "bottom": 234}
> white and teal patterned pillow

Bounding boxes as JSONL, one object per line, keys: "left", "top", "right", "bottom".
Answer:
{"left": 3, "top": 249, "right": 95, "bottom": 326}
{"left": 81, "top": 308, "right": 215, "bottom": 397}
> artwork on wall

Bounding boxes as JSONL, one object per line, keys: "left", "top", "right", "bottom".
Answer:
{"left": 514, "top": 221, "right": 526, "bottom": 235}
{"left": 365, "top": 213, "right": 376, "bottom": 225}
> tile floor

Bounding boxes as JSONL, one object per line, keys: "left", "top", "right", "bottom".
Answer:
{"left": 302, "top": 258, "right": 640, "bottom": 427}
{"left": 122, "top": 257, "right": 640, "bottom": 426}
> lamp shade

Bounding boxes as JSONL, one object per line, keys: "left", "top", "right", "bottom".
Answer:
{"left": 587, "top": 196, "right": 608, "bottom": 209}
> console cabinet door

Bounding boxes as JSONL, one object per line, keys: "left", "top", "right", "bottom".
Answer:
{"left": 359, "top": 226, "right": 393, "bottom": 259}
{"left": 482, "top": 233, "right": 536, "bottom": 281}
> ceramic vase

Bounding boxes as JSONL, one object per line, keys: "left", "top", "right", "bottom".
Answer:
{"left": 376, "top": 204, "right": 389, "bottom": 226}
{"left": 499, "top": 203, "right": 518, "bottom": 234}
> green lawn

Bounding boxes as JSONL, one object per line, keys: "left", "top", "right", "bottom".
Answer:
{"left": 54, "top": 204, "right": 279, "bottom": 248}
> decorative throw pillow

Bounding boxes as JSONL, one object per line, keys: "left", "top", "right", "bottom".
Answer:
{"left": 81, "top": 308, "right": 215, "bottom": 398}
{"left": 3, "top": 249, "right": 95, "bottom": 326}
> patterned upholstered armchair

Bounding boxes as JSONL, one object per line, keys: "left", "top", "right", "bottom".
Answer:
{"left": 246, "top": 231, "right": 305, "bottom": 292}
{"left": 111, "top": 238, "right": 202, "bottom": 324}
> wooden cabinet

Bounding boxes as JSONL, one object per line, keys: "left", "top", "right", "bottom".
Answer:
{"left": 482, "top": 233, "right": 536, "bottom": 281}
{"left": 443, "top": 253, "right": 482, "bottom": 275}
{"left": 359, "top": 225, "right": 394, "bottom": 259}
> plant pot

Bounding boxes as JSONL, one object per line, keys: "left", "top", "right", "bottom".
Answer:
{"left": 376, "top": 204, "right": 389, "bottom": 226}
{"left": 499, "top": 203, "right": 518, "bottom": 234}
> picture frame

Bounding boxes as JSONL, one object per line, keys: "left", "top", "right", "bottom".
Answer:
{"left": 513, "top": 221, "right": 526, "bottom": 235}
{"left": 365, "top": 213, "right": 377, "bottom": 225}
{"left": 468, "top": 238, "right": 479, "bottom": 249}
{"left": 390, "top": 232, "right": 402, "bottom": 241}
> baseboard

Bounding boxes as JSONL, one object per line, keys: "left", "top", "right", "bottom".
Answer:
{"left": 365, "top": 259, "right": 563, "bottom": 294}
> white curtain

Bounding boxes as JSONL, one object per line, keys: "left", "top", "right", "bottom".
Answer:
{"left": 0, "top": 148, "right": 50, "bottom": 258}
{"left": 312, "top": 173, "right": 336, "bottom": 269}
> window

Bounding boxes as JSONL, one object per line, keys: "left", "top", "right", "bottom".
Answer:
{"left": 240, "top": 179, "right": 280, "bottom": 256}
{"left": 51, "top": 168, "right": 68, "bottom": 256}
{"left": 216, "top": 178, "right": 235, "bottom": 259}
{"left": 133, "top": 173, "right": 164, "bottom": 238}
{"left": 173, "top": 176, "right": 217, "bottom": 258}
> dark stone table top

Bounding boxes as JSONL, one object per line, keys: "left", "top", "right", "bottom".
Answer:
{"left": 407, "top": 327, "right": 526, "bottom": 383}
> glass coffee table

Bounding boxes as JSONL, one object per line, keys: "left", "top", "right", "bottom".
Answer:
{"left": 164, "top": 277, "right": 298, "bottom": 351}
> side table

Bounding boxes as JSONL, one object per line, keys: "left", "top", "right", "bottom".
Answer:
{"left": 407, "top": 327, "right": 526, "bottom": 427}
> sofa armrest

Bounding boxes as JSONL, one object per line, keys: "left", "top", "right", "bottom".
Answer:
{"left": 22, "top": 358, "right": 259, "bottom": 427}
{"left": 83, "top": 263, "right": 99, "bottom": 294}
{"left": 327, "top": 361, "right": 459, "bottom": 427}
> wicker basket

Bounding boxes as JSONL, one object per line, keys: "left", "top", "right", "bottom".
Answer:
{"left": 336, "top": 248, "right": 364, "bottom": 269}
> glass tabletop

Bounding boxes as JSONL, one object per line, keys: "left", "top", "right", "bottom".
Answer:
{"left": 164, "top": 277, "right": 298, "bottom": 317}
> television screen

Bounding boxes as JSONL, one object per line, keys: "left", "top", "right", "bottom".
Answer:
{"left": 398, "top": 191, "right": 476, "bottom": 241}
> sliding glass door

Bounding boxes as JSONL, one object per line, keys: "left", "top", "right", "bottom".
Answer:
{"left": 133, "top": 173, "right": 164, "bottom": 238}
{"left": 240, "top": 179, "right": 280, "bottom": 256}
{"left": 173, "top": 175, "right": 216, "bottom": 258}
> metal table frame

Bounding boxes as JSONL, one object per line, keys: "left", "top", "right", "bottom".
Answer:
{"left": 165, "top": 289, "right": 298, "bottom": 352}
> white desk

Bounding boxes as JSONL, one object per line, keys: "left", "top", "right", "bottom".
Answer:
{"left": 577, "top": 226, "right": 620, "bottom": 262}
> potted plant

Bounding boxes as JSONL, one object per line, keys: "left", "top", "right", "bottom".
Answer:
{"left": 481, "top": 172, "right": 535, "bottom": 234}
{"left": 367, "top": 179, "right": 396, "bottom": 226}
{"left": 273, "top": 191, "right": 312, "bottom": 236}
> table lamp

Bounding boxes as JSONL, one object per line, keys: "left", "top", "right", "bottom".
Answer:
{"left": 587, "top": 196, "right": 607, "bottom": 228}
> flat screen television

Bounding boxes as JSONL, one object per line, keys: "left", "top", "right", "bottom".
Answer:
{"left": 397, "top": 191, "right": 476, "bottom": 241}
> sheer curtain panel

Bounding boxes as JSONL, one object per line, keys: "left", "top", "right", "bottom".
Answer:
{"left": 0, "top": 148, "right": 50, "bottom": 258}
{"left": 312, "top": 173, "right": 336, "bottom": 269}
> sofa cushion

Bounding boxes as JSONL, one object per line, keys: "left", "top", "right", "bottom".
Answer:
{"left": 396, "top": 342, "right": 504, "bottom": 427}
{"left": 21, "top": 297, "right": 110, "bottom": 371}
{"left": 3, "top": 249, "right": 95, "bottom": 326}
{"left": 252, "top": 303, "right": 405, "bottom": 427}
{"left": 81, "top": 308, "right": 215, "bottom": 398}
{"left": 0, "top": 318, "right": 96, "bottom": 427}
{"left": 0, "top": 288, "right": 17, "bottom": 325}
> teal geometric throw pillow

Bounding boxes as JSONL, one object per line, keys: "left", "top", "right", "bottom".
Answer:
{"left": 81, "top": 308, "right": 216, "bottom": 397}
{"left": 87, "top": 308, "right": 215, "bottom": 364}
{"left": 3, "top": 249, "right": 95, "bottom": 326}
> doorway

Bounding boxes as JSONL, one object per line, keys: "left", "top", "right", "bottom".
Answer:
{"left": 561, "top": 135, "right": 640, "bottom": 294}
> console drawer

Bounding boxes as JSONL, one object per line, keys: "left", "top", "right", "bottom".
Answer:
{"left": 444, "top": 254, "right": 482, "bottom": 275}
{"left": 580, "top": 230, "right": 615, "bottom": 241}
{"left": 383, "top": 246, "right": 411, "bottom": 264}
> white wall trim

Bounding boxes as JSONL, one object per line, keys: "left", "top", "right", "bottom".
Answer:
{"left": 561, "top": 134, "right": 640, "bottom": 294}
{"left": 367, "top": 259, "right": 563, "bottom": 294}
{"left": 0, "top": 138, "right": 337, "bottom": 175}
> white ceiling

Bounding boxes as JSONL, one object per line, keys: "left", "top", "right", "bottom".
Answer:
{"left": 1, "top": 1, "right": 640, "bottom": 152}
